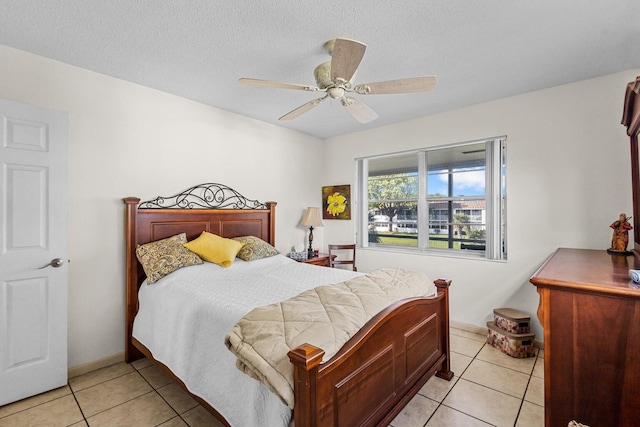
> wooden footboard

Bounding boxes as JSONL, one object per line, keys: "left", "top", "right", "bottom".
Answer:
{"left": 289, "top": 279, "right": 453, "bottom": 427}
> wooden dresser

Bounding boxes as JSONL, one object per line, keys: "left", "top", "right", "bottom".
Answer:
{"left": 530, "top": 248, "right": 640, "bottom": 427}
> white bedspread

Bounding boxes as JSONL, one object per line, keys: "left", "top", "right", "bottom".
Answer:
{"left": 132, "top": 254, "right": 362, "bottom": 427}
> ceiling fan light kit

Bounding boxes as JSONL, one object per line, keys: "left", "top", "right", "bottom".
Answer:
{"left": 239, "top": 38, "right": 437, "bottom": 123}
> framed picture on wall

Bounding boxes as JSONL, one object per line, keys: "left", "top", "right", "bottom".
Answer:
{"left": 322, "top": 185, "right": 351, "bottom": 220}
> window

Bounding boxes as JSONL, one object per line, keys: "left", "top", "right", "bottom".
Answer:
{"left": 355, "top": 137, "right": 506, "bottom": 260}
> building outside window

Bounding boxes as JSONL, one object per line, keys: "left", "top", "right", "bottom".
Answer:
{"left": 355, "top": 137, "right": 507, "bottom": 260}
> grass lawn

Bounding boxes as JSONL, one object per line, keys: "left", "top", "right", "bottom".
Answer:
{"left": 371, "top": 233, "right": 466, "bottom": 249}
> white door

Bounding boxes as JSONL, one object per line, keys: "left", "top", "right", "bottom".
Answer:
{"left": 0, "top": 99, "right": 68, "bottom": 405}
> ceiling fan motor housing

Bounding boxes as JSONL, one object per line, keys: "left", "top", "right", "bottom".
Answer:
{"left": 314, "top": 61, "right": 354, "bottom": 91}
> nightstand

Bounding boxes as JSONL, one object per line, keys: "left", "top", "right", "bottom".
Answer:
{"left": 297, "top": 253, "right": 335, "bottom": 267}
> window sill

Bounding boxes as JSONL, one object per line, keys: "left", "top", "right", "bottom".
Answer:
{"left": 361, "top": 245, "right": 507, "bottom": 262}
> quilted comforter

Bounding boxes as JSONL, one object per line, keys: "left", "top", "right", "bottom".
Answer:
{"left": 224, "top": 268, "right": 437, "bottom": 408}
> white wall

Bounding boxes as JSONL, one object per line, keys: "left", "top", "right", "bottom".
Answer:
{"left": 322, "top": 69, "right": 640, "bottom": 339}
{"left": 0, "top": 44, "right": 324, "bottom": 368}
{"left": 2, "top": 42, "right": 638, "bottom": 367}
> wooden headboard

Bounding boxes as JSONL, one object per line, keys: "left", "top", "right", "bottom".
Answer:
{"left": 123, "top": 183, "right": 276, "bottom": 361}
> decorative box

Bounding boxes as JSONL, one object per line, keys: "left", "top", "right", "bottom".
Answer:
{"left": 486, "top": 321, "right": 536, "bottom": 358}
{"left": 288, "top": 251, "right": 308, "bottom": 260}
{"left": 493, "top": 307, "right": 531, "bottom": 334}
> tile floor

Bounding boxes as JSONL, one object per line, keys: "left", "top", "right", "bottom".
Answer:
{"left": 0, "top": 327, "right": 544, "bottom": 426}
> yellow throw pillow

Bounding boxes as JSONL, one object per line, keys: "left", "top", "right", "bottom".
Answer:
{"left": 183, "top": 231, "right": 244, "bottom": 267}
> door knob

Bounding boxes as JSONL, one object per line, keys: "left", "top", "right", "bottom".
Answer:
{"left": 38, "top": 258, "right": 64, "bottom": 269}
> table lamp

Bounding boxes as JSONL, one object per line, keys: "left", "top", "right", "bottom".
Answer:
{"left": 300, "top": 207, "right": 324, "bottom": 258}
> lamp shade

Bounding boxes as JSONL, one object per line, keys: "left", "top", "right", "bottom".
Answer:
{"left": 300, "top": 207, "right": 324, "bottom": 227}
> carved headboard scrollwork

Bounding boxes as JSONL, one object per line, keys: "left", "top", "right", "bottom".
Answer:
{"left": 139, "top": 182, "right": 268, "bottom": 210}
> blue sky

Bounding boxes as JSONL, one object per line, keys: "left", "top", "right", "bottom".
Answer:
{"left": 428, "top": 169, "right": 485, "bottom": 197}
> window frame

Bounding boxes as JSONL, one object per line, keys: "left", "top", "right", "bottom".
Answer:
{"left": 355, "top": 136, "right": 507, "bottom": 261}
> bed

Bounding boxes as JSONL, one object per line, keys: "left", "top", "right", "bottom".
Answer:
{"left": 123, "top": 183, "right": 453, "bottom": 427}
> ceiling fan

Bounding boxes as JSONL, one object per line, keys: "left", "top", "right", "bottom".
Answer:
{"left": 239, "top": 38, "right": 437, "bottom": 124}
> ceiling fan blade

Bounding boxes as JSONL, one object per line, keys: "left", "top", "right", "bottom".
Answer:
{"left": 239, "top": 78, "right": 319, "bottom": 92}
{"left": 330, "top": 39, "right": 366, "bottom": 85}
{"left": 279, "top": 96, "right": 328, "bottom": 121}
{"left": 340, "top": 97, "right": 378, "bottom": 123}
{"left": 354, "top": 76, "right": 437, "bottom": 95}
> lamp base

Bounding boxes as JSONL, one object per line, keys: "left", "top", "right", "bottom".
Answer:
{"left": 307, "top": 226, "right": 315, "bottom": 258}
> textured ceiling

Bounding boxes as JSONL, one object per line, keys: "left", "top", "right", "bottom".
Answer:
{"left": 1, "top": 1, "right": 639, "bottom": 139}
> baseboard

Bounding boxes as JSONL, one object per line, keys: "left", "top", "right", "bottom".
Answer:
{"left": 450, "top": 320, "right": 486, "bottom": 336}
{"left": 68, "top": 352, "right": 124, "bottom": 379}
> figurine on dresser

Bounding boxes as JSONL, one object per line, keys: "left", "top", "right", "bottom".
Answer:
{"left": 607, "top": 213, "right": 632, "bottom": 255}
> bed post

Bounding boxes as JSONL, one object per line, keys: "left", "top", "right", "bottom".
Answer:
{"left": 288, "top": 344, "right": 325, "bottom": 427}
{"left": 434, "top": 278, "right": 454, "bottom": 380}
{"left": 123, "top": 197, "right": 144, "bottom": 362}
{"left": 266, "top": 201, "right": 277, "bottom": 246}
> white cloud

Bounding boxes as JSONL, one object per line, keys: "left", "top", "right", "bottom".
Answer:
{"left": 436, "top": 170, "right": 485, "bottom": 194}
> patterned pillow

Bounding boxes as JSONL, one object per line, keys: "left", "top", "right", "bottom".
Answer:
{"left": 136, "top": 233, "right": 203, "bottom": 284}
{"left": 232, "top": 236, "right": 279, "bottom": 261}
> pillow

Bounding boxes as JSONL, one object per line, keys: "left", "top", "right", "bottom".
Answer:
{"left": 183, "top": 231, "right": 244, "bottom": 267}
{"left": 232, "top": 235, "right": 280, "bottom": 261}
{"left": 136, "top": 233, "right": 203, "bottom": 284}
